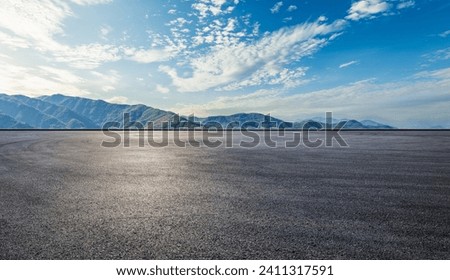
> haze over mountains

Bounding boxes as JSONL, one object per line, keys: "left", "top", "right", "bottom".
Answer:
{"left": 0, "top": 93, "right": 394, "bottom": 129}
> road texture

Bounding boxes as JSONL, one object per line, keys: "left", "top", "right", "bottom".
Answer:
{"left": 0, "top": 131, "right": 449, "bottom": 259}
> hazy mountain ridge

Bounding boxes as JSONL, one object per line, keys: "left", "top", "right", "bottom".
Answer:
{"left": 0, "top": 93, "right": 187, "bottom": 129}
{"left": 0, "top": 93, "right": 395, "bottom": 129}
{"left": 39, "top": 94, "right": 179, "bottom": 128}
{"left": 0, "top": 113, "right": 33, "bottom": 129}
{"left": 0, "top": 94, "right": 68, "bottom": 128}
{"left": 196, "top": 113, "right": 291, "bottom": 128}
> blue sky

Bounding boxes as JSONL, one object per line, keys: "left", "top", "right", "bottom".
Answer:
{"left": 0, "top": 0, "right": 449, "bottom": 127}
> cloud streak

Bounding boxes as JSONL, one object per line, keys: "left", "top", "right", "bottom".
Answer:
{"left": 270, "top": 2, "right": 283, "bottom": 14}
{"left": 439, "top": 30, "right": 450, "bottom": 38}
{"left": 339, "top": 60, "right": 358, "bottom": 69}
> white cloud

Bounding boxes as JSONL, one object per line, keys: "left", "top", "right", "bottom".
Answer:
{"left": 346, "top": 0, "right": 391, "bottom": 21}
{"left": 167, "top": 17, "right": 191, "bottom": 28}
{"left": 88, "top": 70, "right": 121, "bottom": 92}
{"left": 51, "top": 44, "right": 121, "bottom": 69}
{"left": 168, "top": 9, "right": 177, "bottom": 14}
{"left": 0, "top": 57, "right": 89, "bottom": 97}
{"left": 0, "top": 51, "right": 124, "bottom": 98}
{"left": 106, "top": 96, "right": 129, "bottom": 104}
{"left": 191, "top": 17, "right": 251, "bottom": 48}
{"left": 287, "top": 5, "right": 297, "bottom": 12}
{"left": 161, "top": 19, "right": 346, "bottom": 92}
{"left": 39, "top": 66, "right": 84, "bottom": 84}
{"left": 270, "top": 2, "right": 283, "bottom": 14}
{"left": 318, "top": 16, "right": 328, "bottom": 22}
{"left": 221, "top": 67, "right": 309, "bottom": 91}
{"left": 192, "top": 0, "right": 232, "bottom": 20}
{"left": 0, "top": 31, "right": 31, "bottom": 50}
{"left": 100, "top": 86, "right": 114, "bottom": 92}
{"left": 0, "top": 0, "right": 71, "bottom": 45}
{"left": 156, "top": 84, "right": 170, "bottom": 94}
{"left": 0, "top": 1, "right": 123, "bottom": 69}
{"left": 339, "top": 60, "right": 358, "bottom": 68}
{"left": 70, "top": 0, "right": 112, "bottom": 5}
{"left": 415, "top": 68, "right": 450, "bottom": 80}
{"left": 124, "top": 47, "right": 175, "bottom": 64}
{"left": 397, "top": 0, "right": 415, "bottom": 9}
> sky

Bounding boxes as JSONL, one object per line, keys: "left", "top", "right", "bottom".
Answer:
{"left": 0, "top": 0, "right": 449, "bottom": 127}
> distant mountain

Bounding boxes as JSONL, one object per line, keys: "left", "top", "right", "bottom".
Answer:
{"left": 337, "top": 119, "right": 394, "bottom": 129}
{"left": 292, "top": 119, "right": 324, "bottom": 129}
{"left": 299, "top": 117, "right": 394, "bottom": 129}
{"left": 4, "top": 94, "right": 97, "bottom": 128}
{"left": 360, "top": 120, "right": 394, "bottom": 129}
{"left": 0, "top": 93, "right": 192, "bottom": 129}
{"left": 0, "top": 93, "right": 396, "bottom": 129}
{"left": 39, "top": 94, "right": 181, "bottom": 128}
{"left": 197, "top": 113, "right": 292, "bottom": 128}
{"left": 292, "top": 119, "right": 394, "bottom": 129}
{"left": 0, "top": 94, "right": 68, "bottom": 128}
{"left": 0, "top": 113, "right": 32, "bottom": 128}
{"left": 310, "top": 116, "right": 341, "bottom": 124}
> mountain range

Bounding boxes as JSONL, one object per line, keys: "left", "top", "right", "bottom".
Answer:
{"left": 0, "top": 93, "right": 394, "bottom": 129}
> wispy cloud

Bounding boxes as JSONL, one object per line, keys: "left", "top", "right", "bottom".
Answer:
{"left": 270, "top": 2, "right": 283, "bottom": 14}
{"left": 51, "top": 44, "right": 121, "bottom": 69}
{"left": 160, "top": 19, "right": 346, "bottom": 92}
{"left": 0, "top": 49, "right": 123, "bottom": 97}
{"left": 191, "top": 0, "right": 236, "bottom": 20}
{"left": 191, "top": 16, "right": 255, "bottom": 48}
{"left": 0, "top": 57, "right": 89, "bottom": 97}
{"left": 106, "top": 96, "right": 129, "bottom": 104}
{"left": 156, "top": 84, "right": 170, "bottom": 94}
{"left": 439, "top": 30, "right": 450, "bottom": 38}
{"left": 339, "top": 60, "right": 358, "bottom": 68}
{"left": 397, "top": 0, "right": 415, "bottom": 9}
{"left": 346, "top": 0, "right": 415, "bottom": 21}
{"left": 124, "top": 47, "right": 176, "bottom": 64}
{"left": 0, "top": 1, "right": 119, "bottom": 69}
{"left": 346, "top": 0, "right": 391, "bottom": 21}
{"left": 70, "top": 0, "right": 112, "bottom": 5}
{"left": 39, "top": 66, "right": 84, "bottom": 84}
{"left": 287, "top": 5, "right": 297, "bottom": 12}
{"left": 90, "top": 70, "right": 121, "bottom": 93}
{"left": 0, "top": 31, "right": 31, "bottom": 50}
{"left": 422, "top": 47, "right": 450, "bottom": 63}
{"left": 0, "top": 0, "right": 71, "bottom": 46}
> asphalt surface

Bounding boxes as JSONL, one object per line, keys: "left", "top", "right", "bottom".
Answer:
{"left": 0, "top": 131, "right": 449, "bottom": 259}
